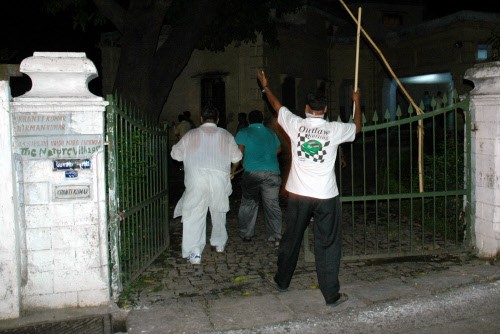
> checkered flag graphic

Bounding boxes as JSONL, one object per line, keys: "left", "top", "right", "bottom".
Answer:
{"left": 296, "top": 134, "right": 330, "bottom": 162}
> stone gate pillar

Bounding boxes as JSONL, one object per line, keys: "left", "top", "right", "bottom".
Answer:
{"left": 10, "top": 52, "right": 110, "bottom": 311}
{"left": 464, "top": 61, "right": 500, "bottom": 258}
{"left": 0, "top": 67, "right": 22, "bottom": 320}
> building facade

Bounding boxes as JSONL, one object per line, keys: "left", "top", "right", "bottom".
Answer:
{"left": 99, "top": 3, "right": 500, "bottom": 139}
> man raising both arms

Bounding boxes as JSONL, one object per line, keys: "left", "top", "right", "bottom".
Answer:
{"left": 257, "top": 69, "right": 362, "bottom": 307}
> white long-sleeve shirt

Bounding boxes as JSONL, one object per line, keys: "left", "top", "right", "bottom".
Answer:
{"left": 171, "top": 123, "right": 242, "bottom": 216}
{"left": 171, "top": 123, "right": 242, "bottom": 174}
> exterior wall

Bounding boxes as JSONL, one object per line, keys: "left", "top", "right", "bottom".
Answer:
{"left": 328, "top": 44, "right": 382, "bottom": 121}
{"left": 161, "top": 5, "right": 334, "bottom": 136}
{"left": 345, "top": 2, "right": 424, "bottom": 40}
{"left": 161, "top": 40, "right": 265, "bottom": 136}
{"left": 327, "top": 11, "right": 500, "bottom": 121}
{"left": 270, "top": 24, "right": 330, "bottom": 113}
{"left": 464, "top": 62, "right": 500, "bottom": 257}
{"left": 2, "top": 52, "right": 111, "bottom": 316}
{"left": 383, "top": 15, "right": 500, "bottom": 96}
{"left": 0, "top": 79, "right": 21, "bottom": 320}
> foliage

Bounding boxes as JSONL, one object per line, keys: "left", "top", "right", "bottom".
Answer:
{"left": 375, "top": 130, "right": 466, "bottom": 244}
{"left": 45, "top": 0, "right": 302, "bottom": 49}
{"left": 414, "top": 137, "right": 465, "bottom": 241}
{"left": 108, "top": 100, "right": 170, "bottom": 285}
{"left": 117, "top": 132, "right": 158, "bottom": 208}
{"left": 42, "top": 0, "right": 304, "bottom": 121}
{"left": 172, "top": 0, "right": 303, "bottom": 51}
{"left": 44, "top": 0, "right": 108, "bottom": 31}
{"left": 115, "top": 129, "right": 162, "bottom": 275}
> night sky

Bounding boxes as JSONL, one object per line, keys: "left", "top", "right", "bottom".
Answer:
{"left": 1, "top": 2, "right": 99, "bottom": 61}
{"left": 3, "top": 1, "right": 498, "bottom": 61}
{"left": 423, "top": 1, "right": 500, "bottom": 19}
{"left": 3, "top": 1, "right": 499, "bottom": 49}
{"left": 1, "top": 1, "right": 105, "bottom": 96}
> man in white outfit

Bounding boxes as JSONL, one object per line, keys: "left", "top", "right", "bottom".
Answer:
{"left": 171, "top": 106, "right": 242, "bottom": 264}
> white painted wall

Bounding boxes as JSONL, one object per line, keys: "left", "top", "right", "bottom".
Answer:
{"left": 6, "top": 52, "right": 110, "bottom": 314}
{"left": 0, "top": 79, "right": 21, "bottom": 320}
{"left": 465, "top": 61, "right": 500, "bottom": 257}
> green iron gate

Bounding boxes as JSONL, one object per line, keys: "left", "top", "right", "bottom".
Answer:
{"left": 305, "top": 91, "right": 472, "bottom": 261}
{"left": 341, "top": 91, "right": 472, "bottom": 260}
{"left": 106, "top": 95, "right": 169, "bottom": 299}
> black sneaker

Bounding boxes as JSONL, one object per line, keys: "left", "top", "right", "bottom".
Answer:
{"left": 265, "top": 275, "right": 287, "bottom": 292}
{"left": 326, "top": 292, "right": 349, "bottom": 308}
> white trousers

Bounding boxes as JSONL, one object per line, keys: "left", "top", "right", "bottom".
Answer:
{"left": 174, "top": 169, "right": 232, "bottom": 258}
{"left": 181, "top": 208, "right": 227, "bottom": 258}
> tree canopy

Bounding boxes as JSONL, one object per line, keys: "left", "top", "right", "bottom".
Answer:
{"left": 42, "top": 0, "right": 304, "bottom": 121}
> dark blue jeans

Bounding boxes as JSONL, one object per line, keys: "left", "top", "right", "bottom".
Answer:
{"left": 275, "top": 194, "right": 342, "bottom": 304}
{"left": 238, "top": 171, "right": 282, "bottom": 241}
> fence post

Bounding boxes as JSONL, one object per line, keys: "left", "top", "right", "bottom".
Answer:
{"left": 9, "top": 52, "right": 110, "bottom": 312}
{"left": 464, "top": 61, "right": 500, "bottom": 258}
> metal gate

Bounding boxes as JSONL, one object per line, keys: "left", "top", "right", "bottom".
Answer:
{"left": 305, "top": 91, "right": 472, "bottom": 261}
{"left": 337, "top": 91, "right": 472, "bottom": 260}
{"left": 105, "top": 94, "right": 170, "bottom": 299}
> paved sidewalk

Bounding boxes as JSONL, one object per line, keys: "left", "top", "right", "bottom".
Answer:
{"left": 124, "top": 257, "right": 500, "bottom": 333}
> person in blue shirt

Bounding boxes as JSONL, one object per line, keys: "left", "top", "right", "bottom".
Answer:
{"left": 235, "top": 109, "right": 282, "bottom": 248}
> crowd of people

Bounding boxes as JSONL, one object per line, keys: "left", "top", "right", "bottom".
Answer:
{"left": 169, "top": 69, "right": 362, "bottom": 307}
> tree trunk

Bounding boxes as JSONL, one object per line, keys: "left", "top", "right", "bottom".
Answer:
{"left": 113, "top": 0, "right": 224, "bottom": 122}
{"left": 112, "top": 1, "right": 167, "bottom": 122}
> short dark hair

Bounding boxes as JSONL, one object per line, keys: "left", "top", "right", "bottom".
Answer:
{"left": 248, "top": 110, "right": 263, "bottom": 124}
{"left": 307, "top": 92, "right": 327, "bottom": 111}
{"left": 201, "top": 105, "right": 218, "bottom": 122}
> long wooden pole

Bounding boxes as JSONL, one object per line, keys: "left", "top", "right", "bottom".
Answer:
{"left": 353, "top": 7, "right": 361, "bottom": 117}
{"left": 338, "top": 0, "right": 423, "bottom": 116}
{"left": 338, "top": 0, "right": 424, "bottom": 192}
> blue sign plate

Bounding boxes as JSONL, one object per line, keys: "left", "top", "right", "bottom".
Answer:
{"left": 65, "top": 170, "right": 79, "bottom": 179}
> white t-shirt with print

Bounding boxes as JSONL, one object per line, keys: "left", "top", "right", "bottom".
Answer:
{"left": 278, "top": 106, "right": 356, "bottom": 199}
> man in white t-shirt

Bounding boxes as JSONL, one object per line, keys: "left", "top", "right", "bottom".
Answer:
{"left": 257, "top": 70, "right": 362, "bottom": 307}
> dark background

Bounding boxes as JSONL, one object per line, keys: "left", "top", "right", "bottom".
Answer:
{"left": 1, "top": 1, "right": 499, "bottom": 97}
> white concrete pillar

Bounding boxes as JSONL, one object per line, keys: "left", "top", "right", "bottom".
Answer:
{"left": 464, "top": 61, "right": 500, "bottom": 258}
{"left": 10, "top": 52, "right": 110, "bottom": 311}
{"left": 0, "top": 79, "right": 21, "bottom": 320}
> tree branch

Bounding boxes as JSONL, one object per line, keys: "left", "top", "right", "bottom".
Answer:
{"left": 92, "top": 0, "right": 127, "bottom": 33}
{"left": 150, "top": 0, "right": 223, "bottom": 112}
